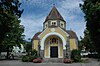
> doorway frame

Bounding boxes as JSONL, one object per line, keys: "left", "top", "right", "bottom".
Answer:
{"left": 50, "top": 46, "right": 58, "bottom": 58}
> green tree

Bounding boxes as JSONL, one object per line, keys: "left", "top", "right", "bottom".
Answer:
{"left": 80, "top": 0, "right": 100, "bottom": 58}
{"left": 0, "top": 0, "right": 24, "bottom": 59}
{"left": 25, "top": 41, "right": 32, "bottom": 52}
{"left": 71, "top": 49, "right": 81, "bottom": 62}
{"left": 78, "top": 39, "right": 83, "bottom": 51}
{"left": 80, "top": 30, "right": 95, "bottom": 52}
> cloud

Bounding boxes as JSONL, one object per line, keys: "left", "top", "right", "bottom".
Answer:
{"left": 20, "top": 0, "right": 56, "bottom": 9}
{"left": 56, "top": 0, "right": 85, "bottom": 39}
{"left": 20, "top": 0, "right": 86, "bottom": 40}
{"left": 20, "top": 14, "right": 45, "bottom": 40}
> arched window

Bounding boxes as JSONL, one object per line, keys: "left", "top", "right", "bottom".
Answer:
{"left": 52, "top": 22, "right": 56, "bottom": 26}
{"left": 50, "top": 38, "right": 58, "bottom": 44}
{"left": 61, "top": 23, "right": 63, "bottom": 27}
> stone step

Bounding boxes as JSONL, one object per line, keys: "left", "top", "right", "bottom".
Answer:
{"left": 43, "top": 58, "right": 63, "bottom": 63}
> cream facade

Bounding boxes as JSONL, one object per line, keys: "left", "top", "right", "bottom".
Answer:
{"left": 32, "top": 6, "right": 78, "bottom": 58}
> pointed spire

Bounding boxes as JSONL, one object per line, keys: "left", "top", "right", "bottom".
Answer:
{"left": 44, "top": 6, "right": 65, "bottom": 22}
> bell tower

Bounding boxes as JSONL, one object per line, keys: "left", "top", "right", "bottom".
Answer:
{"left": 43, "top": 6, "right": 66, "bottom": 29}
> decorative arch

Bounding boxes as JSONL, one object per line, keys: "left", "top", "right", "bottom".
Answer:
{"left": 40, "top": 32, "right": 66, "bottom": 50}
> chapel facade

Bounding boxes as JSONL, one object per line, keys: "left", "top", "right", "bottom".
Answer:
{"left": 32, "top": 6, "right": 78, "bottom": 58}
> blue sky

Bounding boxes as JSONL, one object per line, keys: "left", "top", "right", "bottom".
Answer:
{"left": 20, "top": 0, "right": 86, "bottom": 40}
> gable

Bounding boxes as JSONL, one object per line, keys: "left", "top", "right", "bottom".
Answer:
{"left": 39, "top": 27, "right": 69, "bottom": 40}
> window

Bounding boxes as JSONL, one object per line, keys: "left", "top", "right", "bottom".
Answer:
{"left": 54, "top": 22, "right": 56, "bottom": 25}
{"left": 61, "top": 23, "right": 64, "bottom": 27}
{"left": 61, "top": 23, "right": 63, "bottom": 27}
{"left": 50, "top": 38, "right": 58, "bottom": 44}
{"left": 52, "top": 22, "right": 56, "bottom": 26}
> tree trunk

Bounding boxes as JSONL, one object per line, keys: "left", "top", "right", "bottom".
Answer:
{"left": 0, "top": 46, "right": 1, "bottom": 55}
{"left": 6, "top": 46, "right": 10, "bottom": 59}
{"left": 0, "top": 47, "right": 1, "bottom": 59}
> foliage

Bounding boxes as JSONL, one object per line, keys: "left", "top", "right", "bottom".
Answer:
{"left": 31, "top": 49, "right": 37, "bottom": 56}
{"left": 22, "top": 55, "right": 30, "bottom": 62}
{"left": 0, "top": 0, "right": 24, "bottom": 44}
{"left": 0, "top": 0, "right": 24, "bottom": 59}
{"left": 80, "top": 29, "right": 95, "bottom": 52}
{"left": 80, "top": 0, "right": 100, "bottom": 59}
{"left": 63, "top": 58, "right": 72, "bottom": 63}
{"left": 88, "top": 53, "right": 98, "bottom": 58}
{"left": 71, "top": 49, "right": 81, "bottom": 62}
{"left": 25, "top": 41, "right": 32, "bottom": 52}
{"left": 33, "top": 58, "right": 42, "bottom": 63}
{"left": 77, "top": 40, "right": 82, "bottom": 51}
{"left": 22, "top": 49, "right": 38, "bottom": 62}
{"left": 22, "top": 55, "right": 37, "bottom": 62}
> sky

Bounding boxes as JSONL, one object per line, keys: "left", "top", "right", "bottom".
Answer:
{"left": 20, "top": 0, "right": 86, "bottom": 40}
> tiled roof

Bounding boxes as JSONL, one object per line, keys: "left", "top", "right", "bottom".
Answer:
{"left": 66, "top": 30, "right": 78, "bottom": 39}
{"left": 44, "top": 6, "right": 65, "bottom": 22}
{"left": 32, "top": 32, "right": 41, "bottom": 40}
{"left": 61, "top": 28, "right": 78, "bottom": 39}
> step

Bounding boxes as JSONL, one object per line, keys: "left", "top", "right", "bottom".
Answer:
{"left": 43, "top": 58, "right": 63, "bottom": 63}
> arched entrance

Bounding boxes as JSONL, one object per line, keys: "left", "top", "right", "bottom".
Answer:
{"left": 50, "top": 37, "right": 58, "bottom": 58}
{"left": 40, "top": 32, "right": 66, "bottom": 58}
{"left": 44, "top": 35, "right": 62, "bottom": 58}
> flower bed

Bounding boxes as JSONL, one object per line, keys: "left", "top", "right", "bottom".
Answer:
{"left": 63, "top": 58, "right": 72, "bottom": 63}
{"left": 33, "top": 58, "right": 42, "bottom": 63}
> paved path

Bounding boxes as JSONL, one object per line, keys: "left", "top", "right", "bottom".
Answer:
{"left": 0, "top": 58, "right": 100, "bottom": 66}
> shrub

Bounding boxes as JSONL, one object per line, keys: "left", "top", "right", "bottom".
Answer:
{"left": 63, "top": 58, "right": 72, "bottom": 63}
{"left": 22, "top": 55, "right": 38, "bottom": 62}
{"left": 22, "top": 55, "right": 30, "bottom": 62}
{"left": 33, "top": 58, "right": 42, "bottom": 63}
{"left": 71, "top": 49, "right": 81, "bottom": 62}
{"left": 31, "top": 49, "right": 37, "bottom": 56}
{"left": 29, "top": 55, "right": 38, "bottom": 62}
{"left": 88, "top": 53, "right": 98, "bottom": 58}
{"left": 22, "top": 49, "right": 38, "bottom": 62}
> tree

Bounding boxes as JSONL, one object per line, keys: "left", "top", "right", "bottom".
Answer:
{"left": 25, "top": 41, "right": 32, "bottom": 52}
{"left": 0, "top": 0, "right": 24, "bottom": 59}
{"left": 80, "top": 0, "right": 100, "bottom": 58}
{"left": 71, "top": 49, "right": 81, "bottom": 62}
{"left": 80, "top": 29, "right": 95, "bottom": 52}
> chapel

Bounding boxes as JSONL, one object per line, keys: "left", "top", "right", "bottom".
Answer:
{"left": 32, "top": 6, "right": 78, "bottom": 58}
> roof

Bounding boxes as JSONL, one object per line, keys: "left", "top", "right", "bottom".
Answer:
{"left": 44, "top": 6, "right": 65, "bottom": 22}
{"left": 32, "top": 30, "right": 77, "bottom": 41}
{"left": 61, "top": 28, "right": 78, "bottom": 39}
{"left": 32, "top": 32, "right": 41, "bottom": 40}
{"left": 66, "top": 30, "right": 78, "bottom": 39}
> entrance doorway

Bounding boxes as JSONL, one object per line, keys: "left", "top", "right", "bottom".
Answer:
{"left": 50, "top": 46, "right": 58, "bottom": 58}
